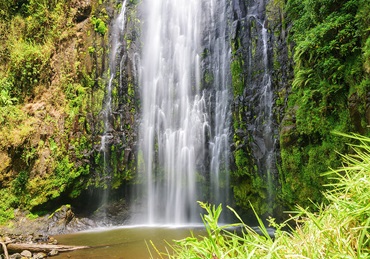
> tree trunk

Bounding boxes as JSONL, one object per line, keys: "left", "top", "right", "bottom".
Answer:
{"left": 6, "top": 243, "right": 90, "bottom": 253}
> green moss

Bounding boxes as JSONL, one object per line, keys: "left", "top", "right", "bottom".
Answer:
{"left": 9, "top": 41, "right": 52, "bottom": 98}
{"left": 204, "top": 72, "right": 213, "bottom": 85}
{"left": 230, "top": 59, "right": 244, "bottom": 97}
{"left": 26, "top": 212, "right": 39, "bottom": 219}
{"left": 0, "top": 189, "right": 16, "bottom": 224}
{"left": 0, "top": 77, "right": 17, "bottom": 106}
{"left": 48, "top": 204, "right": 71, "bottom": 219}
{"left": 232, "top": 177, "right": 268, "bottom": 215}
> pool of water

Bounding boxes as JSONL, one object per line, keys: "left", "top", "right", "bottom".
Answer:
{"left": 54, "top": 225, "right": 205, "bottom": 258}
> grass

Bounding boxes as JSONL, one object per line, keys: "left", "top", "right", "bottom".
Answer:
{"left": 149, "top": 132, "right": 370, "bottom": 258}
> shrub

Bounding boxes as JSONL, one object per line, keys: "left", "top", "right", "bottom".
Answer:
{"left": 9, "top": 41, "right": 52, "bottom": 98}
{"left": 91, "top": 16, "right": 108, "bottom": 35}
{"left": 0, "top": 77, "right": 17, "bottom": 106}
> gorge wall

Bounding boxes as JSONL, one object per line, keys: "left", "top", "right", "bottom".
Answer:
{"left": 0, "top": 0, "right": 369, "bottom": 224}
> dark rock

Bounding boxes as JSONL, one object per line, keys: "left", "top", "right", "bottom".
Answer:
{"left": 46, "top": 205, "right": 100, "bottom": 235}
{"left": 251, "top": 137, "right": 266, "bottom": 160}
{"left": 47, "top": 205, "right": 75, "bottom": 234}
{"left": 65, "top": 217, "right": 98, "bottom": 233}
{"left": 231, "top": 20, "right": 239, "bottom": 40}
{"left": 91, "top": 199, "right": 129, "bottom": 226}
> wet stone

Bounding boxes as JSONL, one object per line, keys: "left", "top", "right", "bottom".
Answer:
{"left": 20, "top": 250, "right": 32, "bottom": 258}
{"left": 33, "top": 252, "right": 47, "bottom": 259}
{"left": 48, "top": 249, "right": 59, "bottom": 256}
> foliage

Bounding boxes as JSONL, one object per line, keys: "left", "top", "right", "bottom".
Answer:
{"left": 0, "top": 0, "right": 104, "bottom": 220}
{"left": 12, "top": 171, "right": 30, "bottom": 195}
{"left": 91, "top": 16, "right": 108, "bottom": 35}
{"left": 280, "top": 0, "right": 370, "bottom": 208}
{"left": 0, "top": 77, "right": 17, "bottom": 106}
{"left": 9, "top": 40, "right": 52, "bottom": 98}
{"left": 364, "top": 37, "right": 370, "bottom": 73}
{"left": 0, "top": 189, "right": 16, "bottom": 225}
{"left": 128, "top": 0, "right": 139, "bottom": 6}
{"left": 150, "top": 133, "right": 370, "bottom": 258}
{"left": 0, "top": 106, "right": 35, "bottom": 147}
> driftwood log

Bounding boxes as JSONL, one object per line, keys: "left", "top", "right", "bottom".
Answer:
{"left": 0, "top": 241, "right": 10, "bottom": 259}
{"left": 6, "top": 243, "right": 90, "bottom": 253}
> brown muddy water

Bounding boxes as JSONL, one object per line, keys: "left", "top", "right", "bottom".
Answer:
{"left": 54, "top": 225, "right": 205, "bottom": 258}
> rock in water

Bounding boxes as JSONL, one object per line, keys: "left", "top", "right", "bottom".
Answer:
{"left": 48, "top": 249, "right": 59, "bottom": 256}
{"left": 33, "top": 252, "right": 47, "bottom": 259}
{"left": 20, "top": 250, "right": 32, "bottom": 257}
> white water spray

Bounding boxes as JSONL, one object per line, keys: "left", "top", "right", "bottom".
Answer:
{"left": 135, "top": 0, "right": 231, "bottom": 224}
{"left": 205, "top": 0, "right": 232, "bottom": 213}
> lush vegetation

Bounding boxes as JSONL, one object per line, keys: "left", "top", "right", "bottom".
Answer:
{"left": 0, "top": 0, "right": 104, "bottom": 223}
{"left": 278, "top": 0, "right": 370, "bottom": 208}
{"left": 0, "top": 0, "right": 369, "bottom": 232}
{"left": 150, "top": 133, "right": 370, "bottom": 258}
{"left": 0, "top": 0, "right": 139, "bottom": 224}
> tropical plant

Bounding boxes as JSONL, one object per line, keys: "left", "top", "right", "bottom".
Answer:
{"left": 280, "top": 0, "right": 370, "bottom": 209}
{"left": 0, "top": 78, "right": 17, "bottom": 106}
{"left": 149, "top": 133, "right": 370, "bottom": 258}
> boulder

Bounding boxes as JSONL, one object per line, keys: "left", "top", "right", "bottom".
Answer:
{"left": 47, "top": 205, "right": 75, "bottom": 234}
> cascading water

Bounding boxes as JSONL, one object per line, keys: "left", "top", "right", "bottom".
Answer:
{"left": 99, "top": 1, "right": 128, "bottom": 205}
{"left": 260, "top": 25, "right": 275, "bottom": 208}
{"left": 133, "top": 0, "right": 232, "bottom": 225}
{"left": 204, "top": 0, "right": 232, "bottom": 215}
{"left": 245, "top": 1, "right": 277, "bottom": 212}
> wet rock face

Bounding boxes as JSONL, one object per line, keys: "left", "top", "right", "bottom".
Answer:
{"left": 231, "top": 0, "right": 293, "bottom": 163}
{"left": 90, "top": 1, "right": 140, "bottom": 190}
{"left": 231, "top": 0, "right": 277, "bottom": 170}
{"left": 228, "top": 0, "right": 294, "bottom": 216}
{"left": 91, "top": 199, "right": 130, "bottom": 226}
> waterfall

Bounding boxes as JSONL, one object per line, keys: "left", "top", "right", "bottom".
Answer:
{"left": 245, "top": 1, "right": 277, "bottom": 212}
{"left": 133, "top": 0, "right": 232, "bottom": 225}
{"left": 205, "top": 0, "right": 232, "bottom": 217}
{"left": 99, "top": 1, "right": 128, "bottom": 206}
{"left": 261, "top": 25, "right": 275, "bottom": 208}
